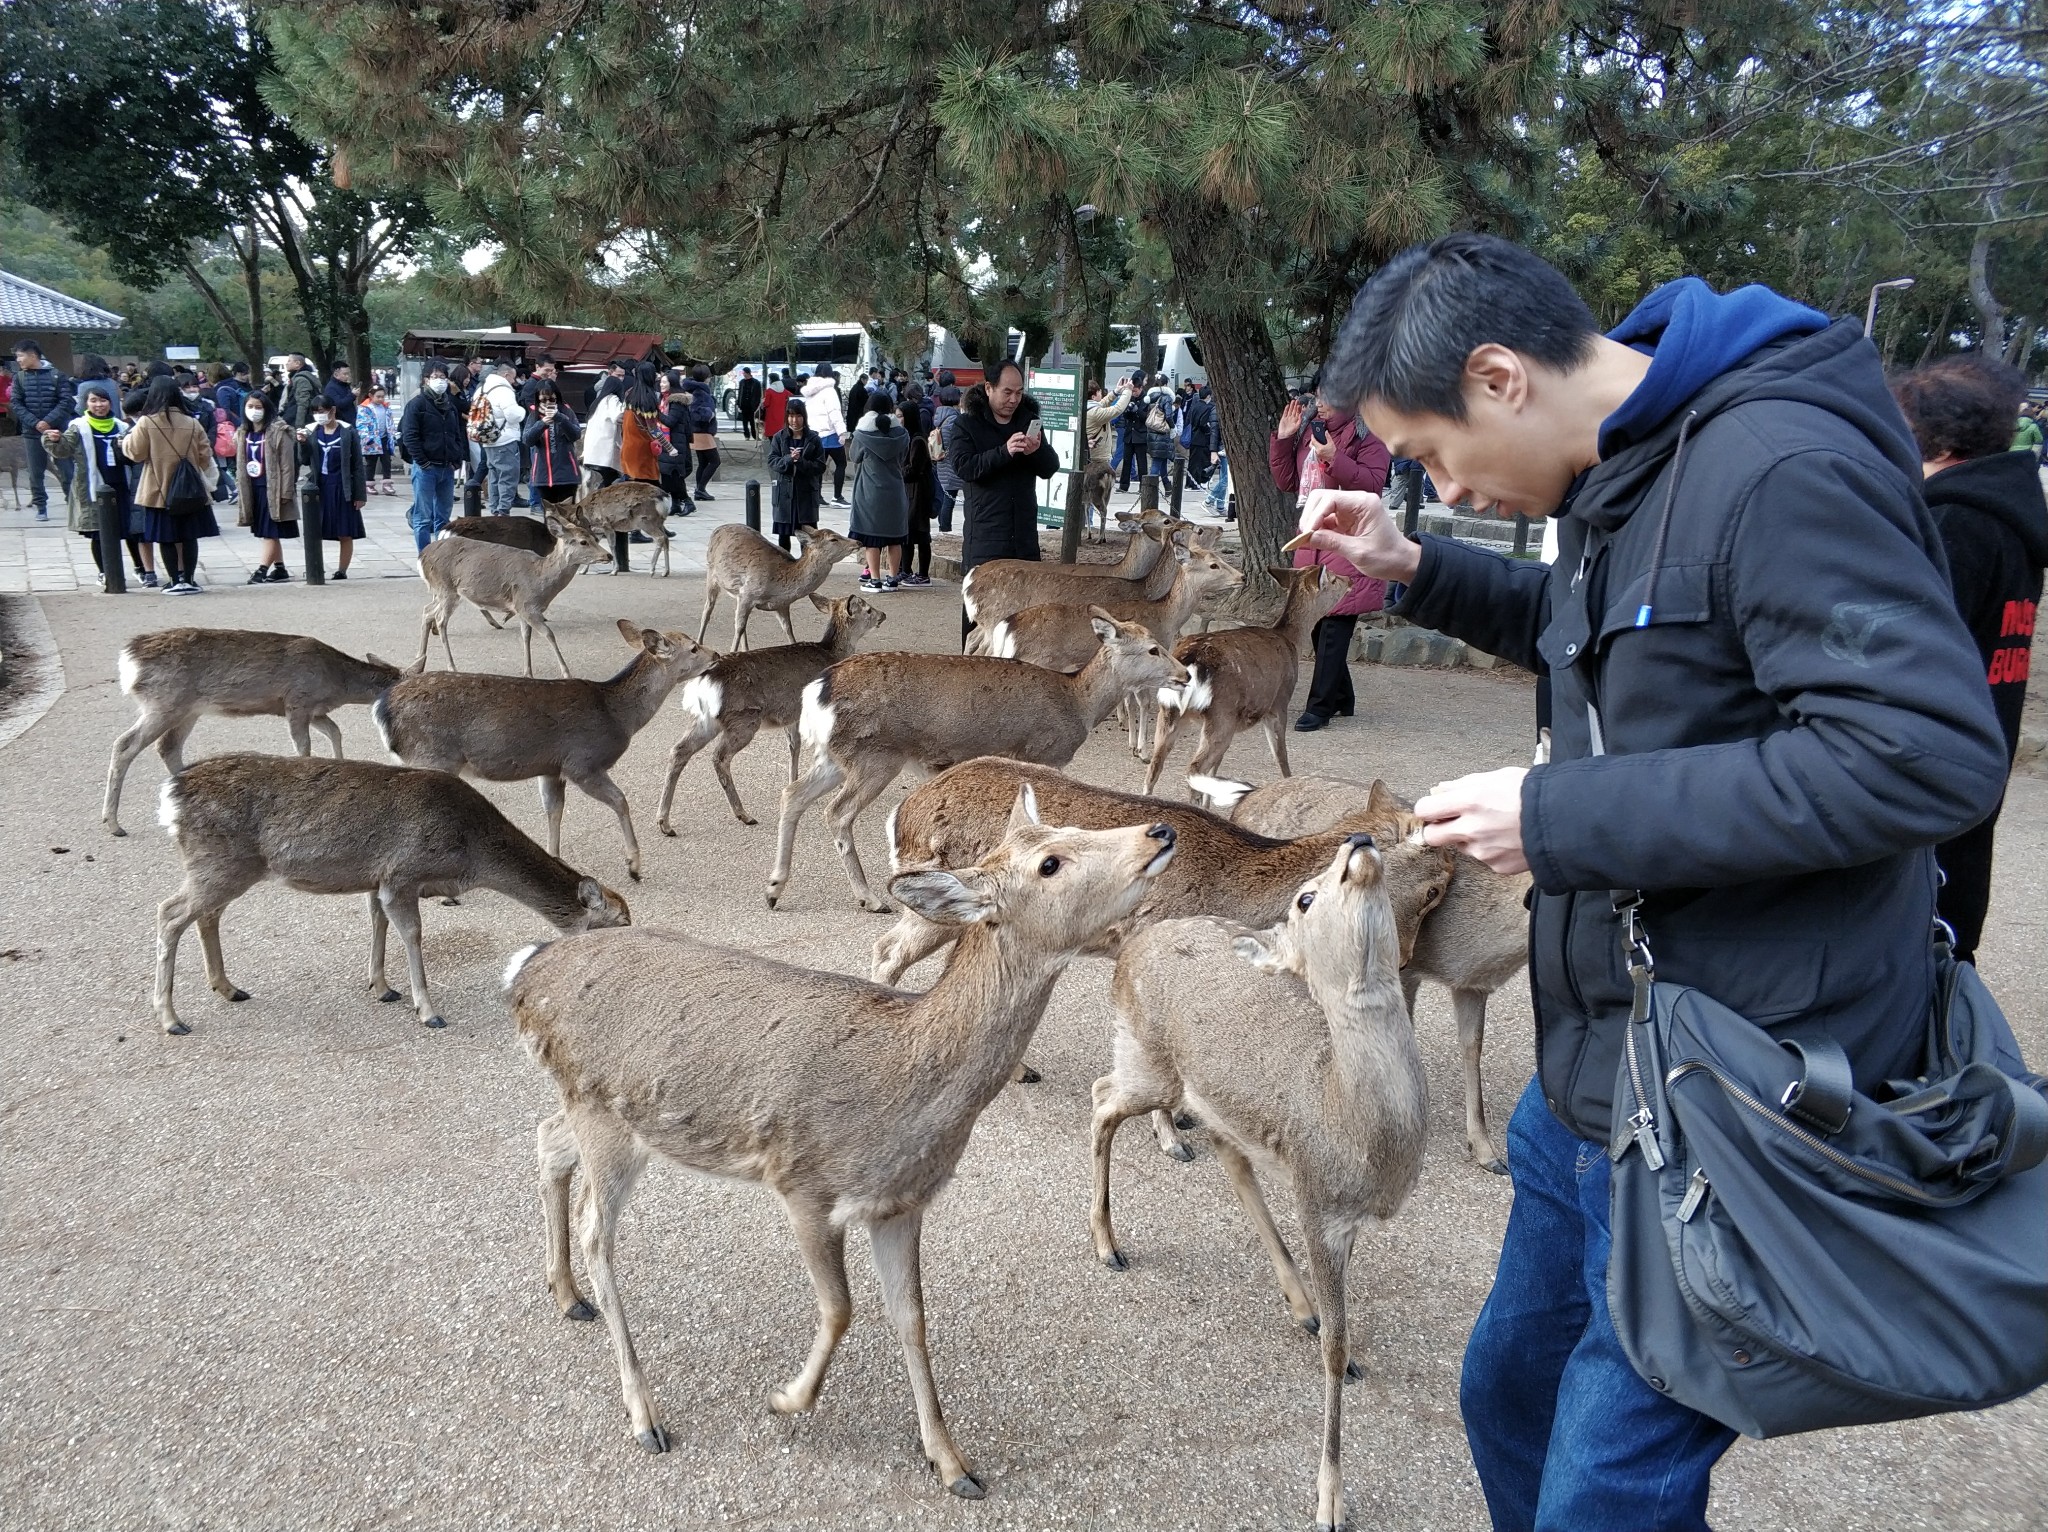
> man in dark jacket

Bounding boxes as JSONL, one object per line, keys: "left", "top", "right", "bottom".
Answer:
{"left": 322, "top": 363, "right": 358, "bottom": 426}
{"left": 1891, "top": 353, "right": 2048, "bottom": 962}
{"left": 400, "top": 362, "right": 468, "bottom": 551}
{"left": 1298, "top": 234, "right": 2008, "bottom": 1529}
{"left": 11, "top": 342, "right": 75, "bottom": 517}
{"left": 735, "top": 366, "right": 763, "bottom": 440}
{"left": 281, "top": 354, "right": 321, "bottom": 428}
{"left": 949, "top": 360, "right": 1059, "bottom": 638}
{"left": 214, "top": 364, "right": 249, "bottom": 432}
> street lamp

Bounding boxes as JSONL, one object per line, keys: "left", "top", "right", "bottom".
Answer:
{"left": 1865, "top": 276, "right": 1915, "bottom": 336}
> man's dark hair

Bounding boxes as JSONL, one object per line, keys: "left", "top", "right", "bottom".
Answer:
{"left": 1324, "top": 232, "right": 1599, "bottom": 418}
{"left": 13, "top": 340, "right": 44, "bottom": 360}
{"left": 690, "top": 362, "right": 711, "bottom": 382}
{"left": 231, "top": 361, "right": 250, "bottom": 376}
{"left": 989, "top": 359, "right": 1026, "bottom": 388}
{"left": 1890, "top": 354, "right": 2028, "bottom": 463}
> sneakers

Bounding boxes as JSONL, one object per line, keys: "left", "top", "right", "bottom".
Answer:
{"left": 162, "top": 580, "right": 201, "bottom": 596}
{"left": 899, "top": 572, "right": 932, "bottom": 587}
{"left": 267, "top": 565, "right": 291, "bottom": 583}
{"left": 247, "top": 568, "right": 272, "bottom": 585}
{"left": 138, "top": 570, "right": 159, "bottom": 588}
{"left": 858, "top": 575, "right": 887, "bottom": 593}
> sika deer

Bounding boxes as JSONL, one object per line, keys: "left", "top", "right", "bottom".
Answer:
{"left": 986, "top": 546, "right": 1243, "bottom": 673}
{"left": 103, "top": 628, "right": 420, "bottom": 836}
{"left": 766, "top": 612, "right": 1188, "bottom": 911}
{"left": 1144, "top": 566, "right": 1347, "bottom": 798}
{"left": 1091, "top": 834, "right": 1423, "bottom": 1532}
{"left": 960, "top": 514, "right": 1178, "bottom": 631}
{"left": 152, "top": 753, "right": 629, "bottom": 1034}
{"left": 655, "top": 592, "right": 886, "bottom": 834}
{"left": 871, "top": 758, "right": 1451, "bottom": 1118}
{"left": 698, "top": 524, "right": 859, "bottom": 651}
{"left": 1193, "top": 772, "right": 1529, "bottom": 1173}
{"left": 376, "top": 620, "right": 713, "bottom": 882}
{"left": 571, "top": 480, "right": 674, "bottom": 576}
{"left": 416, "top": 514, "right": 613, "bottom": 678}
{"left": 443, "top": 515, "right": 556, "bottom": 557}
{"left": 510, "top": 793, "right": 1177, "bottom": 1496}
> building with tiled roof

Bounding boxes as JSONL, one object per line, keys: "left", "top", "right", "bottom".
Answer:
{"left": 1, "top": 269, "right": 125, "bottom": 378}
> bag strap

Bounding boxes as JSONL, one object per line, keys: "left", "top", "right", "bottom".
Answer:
{"left": 1778, "top": 1038, "right": 1855, "bottom": 1135}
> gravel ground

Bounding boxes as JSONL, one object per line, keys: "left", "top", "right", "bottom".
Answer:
{"left": 0, "top": 570, "right": 2042, "bottom": 1532}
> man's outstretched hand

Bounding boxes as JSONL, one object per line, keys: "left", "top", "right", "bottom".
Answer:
{"left": 1414, "top": 767, "right": 1530, "bottom": 875}
{"left": 1297, "top": 489, "right": 1422, "bottom": 584}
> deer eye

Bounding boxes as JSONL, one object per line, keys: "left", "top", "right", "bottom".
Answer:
{"left": 1038, "top": 856, "right": 1061, "bottom": 878}
{"left": 1297, "top": 890, "right": 1316, "bottom": 912}
{"left": 1148, "top": 646, "right": 1161, "bottom": 655}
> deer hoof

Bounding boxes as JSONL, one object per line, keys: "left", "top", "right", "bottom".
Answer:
{"left": 1163, "top": 1140, "right": 1195, "bottom": 1164}
{"left": 1100, "top": 1247, "right": 1128, "bottom": 1272}
{"left": 1299, "top": 1313, "right": 1321, "bottom": 1336}
{"left": 227, "top": 988, "right": 250, "bottom": 1003}
{"left": 162, "top": 1019, "right": 190, "bottom": 1037}
{"left": 375, "top": 988, "right": 401, "bottom": 1004}
{"left": 736, "top": 812, "right": 757, "bottom": 827}
{"left": 439, "top": 896, "right": 461, "bottom": 907}
{"left": 1479, "top": 1154, "right": 1508, "bottom": 1176}
{"left": 764, "top": 890, "right": 780, "bottom": 909}
{"left": 635, "top": 1425, "right": 671, "bottom": 1455}
{"left": 628, "top": 868, "right": 642, "bottom": 883}
{"left": 657, "top": 823, "right": 677, "bottom": 838}
{"left": 423, "top": 1014, "right": 447, "bottom": 1030}
{"left": 109, "top": 824, "right": 127, "bottom": 838}
{"left": 564, "top": 1300, "right": 596, "bottom": 1322}
{"left": 860, "top": 898, "right": 892, "bottom": 915}
{"left": 1345, "top": 1357, "right": 1365, "bottom": 1382}
{"left": 1015, "top": 1065, "right": 1042, "bottom": 1084}
{"left": 947, "top": 1473, "right": 987, "bottom": 1501}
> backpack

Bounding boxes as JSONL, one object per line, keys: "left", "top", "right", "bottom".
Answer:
{"left": 928, "top": 425, "right": 947, "bottom": 460}
{"left": 213, "top": 408, "right": 238, "bottom": 459}
{"left": 1145, "top": 395, "right": 1175, "bottom": 436}
{"left": 468, "top": 392, "right": 503, "bottom": 445}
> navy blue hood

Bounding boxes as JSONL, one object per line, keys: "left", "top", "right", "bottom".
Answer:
{"left": 1600, "top": 277, "right": 1829, "bottom": 457}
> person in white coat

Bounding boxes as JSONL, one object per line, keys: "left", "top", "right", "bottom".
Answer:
{"left": 800, "top": 365, "right": 850, "bottom": 504}
{"left": 582, "top": 375, "right": 627, "bottom": 489}
{"left": 473, "top": 362, "right": 527, "bottom": 515}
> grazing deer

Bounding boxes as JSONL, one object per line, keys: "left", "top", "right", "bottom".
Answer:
{"left": 416, "top": 514, "right": 613, "bottom": 678}
{"left": 103, "top": 628, "right": 419, "bottom": 836}
{"left": 152, "top": 753, "right": 629, "bottom": 1035}
{"left": 509, "top": 794, "right": 1177, "bottom": 1496}
{"left": 1144, "top": 566, "right": 1347, "bottom": 798}
{"left": 656, "top": 592, "right": 886, "bottom": 834}
{"left": 442, "top": 515, "right": 557, "bottom": 558}
{"left": 571, "top": 480, "right": 674, "bottom": 576}
{"left": 375, "top": 621, "right": 713, "bottom": 882}
{"left": 871, "top": 758, "right": 1450, "bottom": 1116}
{"left": 697, "top": 524, "right": 859, "bottom": 651}
{"left": 767, "top": 612, "right": 1188, "bottom": 911}
{"left": 1092, "top": 834, "right": 1424, "bottom": 1532}
{"left": 986, "top": 546, "right": 1243, "bottom": 674}
{"left": 960, "top": 514, "right": 1179, "bottom": 631}
{"left": 1191, "top": 772, "right": 1528, "bottom": 1173}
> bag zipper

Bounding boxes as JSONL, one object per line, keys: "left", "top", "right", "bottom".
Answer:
{"left": 1676, "top": 1166, "right": 1711, "bottom": 1222}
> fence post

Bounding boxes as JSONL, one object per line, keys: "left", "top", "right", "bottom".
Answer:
{"left": 1168, "top": 458, "right": 1185, "bottom": 518}
{"left": 1400, "top": 463, "right": 1424, "bottom": 538}
{"left": 745, "top": 479, "right": 762, "bottom": 533}
{"left": 1513, "top": 513, "right": 1531, "bottom": 556}
{"left": 1140, "top": 473, "right": 1159, "bottom": 514}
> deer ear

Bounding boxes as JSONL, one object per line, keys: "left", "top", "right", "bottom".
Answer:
{"left": 888, "top": 868, "right": 998, "bottom": 926}
{"left": 1007, "top": 782, "right": 1041, "bottom": 831}
{"left": 1088, "top": 608, "right": 1119, "bottom": 642}
{"left": 1232, "top": 929, "right": 1294, "bottom": 976}
{"left": 809, "top": 592, "right": 833, "bottom": 612}
{"left": 577, "top": 878, "right": 610, "bottom": 913}
{"left": 1366, "top": 779, "right": 1403, "bottom": 816}
{"left": 616, "top": 618, "right": 644, "bottom": 646}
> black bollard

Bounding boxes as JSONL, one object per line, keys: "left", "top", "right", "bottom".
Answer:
{"left": 1140, "top": 473, "right": 1159, "bottom": 513}
{"left": 1168, "top": 458, "right": 1186, "bottom": 518}
{"left": 97, "top": 496, "right": 126, "bottom": 593}
{"left": 1401, "top": 464, "right": 1424, "bottom": 538}
{"left": 614, "top": 530, "right": 631, "bottom": 574}
{"left": 300, "top": 476, "right": 326, "bottom": 585}
{"left": 745, "top": 479, "right": 762, "bottom": 533}
{"left": 1513, "top": 513, "right": 1531, "bottom": 556}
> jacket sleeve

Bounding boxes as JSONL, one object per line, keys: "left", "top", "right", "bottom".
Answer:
{"left": 1396, "top": 533, "right": 1551, "bottom": 671}
{"left": 41, "top": 375, "right": 76, "bottom": 430}
{"left": 1522, "top": 448, "right": 2011, "bottom": 893}
{"left": 348, "top": 429, "right": 367, "bottom": 500}
{"left": 1329, "top": 429, "right": 1391, "bottom": 493}
{"left": 949, "top": 421, "right": 1012, "bottom": 485}
{"left": 399, "top": 399, "right": 423, "bottom": 460}
{"left": 1267, "top": 431, "right": 1300, "bottom": 493}
{"left": 1029, "top": 436, "right": 1060, "bottom": 480}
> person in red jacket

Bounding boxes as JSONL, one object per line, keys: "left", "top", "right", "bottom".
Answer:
{"left": 1269, "top": 377, "right": 1392, "bottom": 729}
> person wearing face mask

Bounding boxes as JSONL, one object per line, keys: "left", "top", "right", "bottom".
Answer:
{"left": 400, "top": 362, "right": 467, "bottom": 551}
{"left": 236, "top": 394, "right": 299, "bottom": 582}
{"left": 358, "top": 385, "right": 397, "bottom": 495}
{"left": 46, "top": 385, "right": 141, "bottom": 591}
{"left": 302, "top": 396, "right": 367, "bottom": 578}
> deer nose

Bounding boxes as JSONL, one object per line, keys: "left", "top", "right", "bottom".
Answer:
{"left": 1147, "top": 823, "right": 1176, "bottom": 846}
{"left": 1345, "top": 832, "right": 1375, "bottom": 849}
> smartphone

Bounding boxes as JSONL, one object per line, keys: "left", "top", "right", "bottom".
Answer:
{"left": 1310, "top": 419, "right": 1329, "bottom": 444}
{"left": 1025, "top": 420, "right": 1042, "bottom": 446}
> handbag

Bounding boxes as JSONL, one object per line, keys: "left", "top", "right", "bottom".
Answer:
{"left": 1607, "top": 894, "right": 2048, "bottom": 1438}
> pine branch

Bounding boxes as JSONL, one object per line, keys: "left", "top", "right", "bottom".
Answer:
{"left": 819, "top": 88, "right": 917, "bottom": 245}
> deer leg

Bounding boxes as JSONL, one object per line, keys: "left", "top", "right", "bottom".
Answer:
{"left": 1301, "top": 1219, "right": 1358, "bottom": 1532}
{"left": 732, "top": 598, "right": 752, "bottom": 653}
{"left": 154, "top": 864, "right": 257, "bottom": 1035}
{"left": 784, "top": 723, "right": 801, "bottom": 782}
{"left": 376, "top": 885, "right": 444, "bottom": 1028}
{"left": 1264, "top": 715, "right": 1294, "bottom": 778}
{"left": 868, "top": 1208, "right": 982, "bottom": 1499}
{"left": 536, "top": 1110, "right": 594, "bottom": 1320}
{"left": 1089, "top": 1072, "right": 1165, "bottom": 1271}
{"left": 568, "top": 1106, "right": 665, "bottom": 1452}
{"left": 536, "top": 775, "right": 567, "bottom": 857}
{"left": 656, "top": 720, "right": 717, "bottom": 837}
{"left": 156, "top": 719, "right": 197, "bottom": 776}
{"left": 366, "top": 892, "right": 401, "bottom": 1002}
{"left": 769, "top": 1197, "right": 851, "bottom": 1414}
{"left": 1185, "top": 718, "right": 1239, "bottom": 794}
{"left": 1149, "top": 1107, "right": 1195, "bottom": 1162}
{"left": 1142, "top": 704, "right": 1185, "bottom": 796}
{"left": 710, "top": 716, "right": 763, "bottom": 825}
{"left": 767, "top": 750, "right": 844, "bottom": 908}
{"left": 827, "top": 756, "right": 904, "bottom": 912}
{"left": 103, "top": 709, "right": 170, "bottom": 835}
{"left": 538, "top": 614, "right": 573, "bottom": 678}
{"left": 1454, "top": 988, "right": 1506, "bottom": 1174}
{"left": 194, "top": 911, "right": 248, "bottom": 1003}
{"left": 1212, "top": 1139, "right": 1318, "bottom": 1328}
{"left": 871, "top": 911, "right": 956, "bottom": 986}
{"left": 775, "top": 604, "right": 798, "bottom": 644}
{"left": 310, "top": 713, "right": 345, "bottom": 759}
{"left": 695, "top": 584, "right": 719, "bottom": 645}
{"left": 286, "top": 710, "right": 314, "bottom": 757}
{"left": 569, "top": 768, "right": 641, "bottom": 882}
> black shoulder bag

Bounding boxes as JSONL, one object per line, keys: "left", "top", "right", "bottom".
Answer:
{"left": 162, "top": 419, "right": 211, "bottom": 513}
{"left": 1607, "top": 893, "right": 2048, "bottom": 1437}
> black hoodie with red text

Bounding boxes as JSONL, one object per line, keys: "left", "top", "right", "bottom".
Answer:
{"left": 1925, "top": 449, "right": 2048, "bottom": 760}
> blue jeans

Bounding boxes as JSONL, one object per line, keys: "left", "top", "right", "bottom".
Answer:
{"left": 22, "top": 429, "right": 72, "bottom": 513}
{"left": 409, "top": 463, "right": 456, "bottom": 551}
{"left": 1461, "top": 1078, "right": 1736, "bottom": 1532}
{"left": 1205, "top": 454, "right": 1230, "bottom": 512}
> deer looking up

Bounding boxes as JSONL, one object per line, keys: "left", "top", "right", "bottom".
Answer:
{"left": 415, "top": 514, "right": 613, "bottom": 677}
{"left": 509, "top": 792, "right": 1177, "bottom": 1497}
{"left": 102, "top": 627, "right": 419, "bottom": 836}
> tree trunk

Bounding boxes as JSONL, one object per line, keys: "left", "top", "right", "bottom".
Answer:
{"left": 180, "top": 259, "right": 259, "bottom": 369}
{"left": 236, "top": 224, "right": 266, "bottom": 369}
{"left": 1157, "top": 200, "right": 1291, "bottom": 601}
{"left": 2002, "top": 317, "right": 2036, "bottom": 368}
{"left": 1137, "top": 308, "right": 1161, "bottom": 378}
{"left": 1914, "top": 300, "right": 1953, "bottom": 366}
{"left": 1967, "top": 226, "right": 2006, "bottom": 354}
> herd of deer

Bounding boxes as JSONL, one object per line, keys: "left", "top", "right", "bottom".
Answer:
{"left": 90, "top": 501, "right": 1531, "bottom": 1530}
